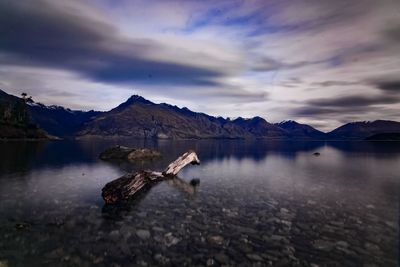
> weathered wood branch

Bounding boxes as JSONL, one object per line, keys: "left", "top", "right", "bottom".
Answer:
{"left": 162, "top": 150, "right": 200, "bottom": 176}
{"left": 102, "top": 150, "right": 200, "bottom": 204}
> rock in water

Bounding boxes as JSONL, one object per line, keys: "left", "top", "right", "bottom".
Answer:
{"left": 99, "top": 145, "right": 161, "bottom": 161}
{"left": 99, "top": 145, "right": 132, "bottom": 160}
{"left": 127, "top": 148, "right": 162, "bottom": 160}
{"left": 190, "top": 178, "right": 200, "bottom": 186}
{"left": 136, "top": 229, "right": 151, "bottom": 240}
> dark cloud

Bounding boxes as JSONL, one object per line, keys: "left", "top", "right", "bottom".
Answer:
{"left": 292, "top": 105, "right": 400, "bottom": 132}
{"left": 0, "top": 0, "right": 224, "bottom": 86}
{"left": 293, "top": 93, "right": 400, "bottom": 118}
{"left": 311, "top": 81, "right": 361, "bottom": 87}
{"left": 307, "top": 95, "right": 400, "bottom": 108}
{"left": 252, "top": 56, "right": 324, "bottom": 72}
{"left": 158, "top": 85, "right": 269, "bottom": 103}
{"left": 373, "top": 80, "right": 400, "bottom": 93}
{"left": 294, "top": 106, "right": 370, "bottom": 117}
{"left": 294, "top": 105, "right": 400, "bottom": 129}
{"left": 281, "top": 77, "right": 303, "bottom": 88}
{"left": 383, "top": 25, "right": 400, "bottom": 43}
{"left": 208, "top": 90, "right": 268, "bottom": 103}
{"left": 251, "top": 43, "right": 380, "bottom": 72}
{"left": 330, "top": 44, "right": 382, "bottom": 66}
{"left": 288, "top": 77, "right": 303, "bottom": 83}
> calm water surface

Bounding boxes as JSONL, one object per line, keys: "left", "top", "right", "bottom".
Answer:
{"left": 0, "top": 139, "right": 399, "bottom": 267}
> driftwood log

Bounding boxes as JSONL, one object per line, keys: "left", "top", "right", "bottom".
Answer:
{"left": 102, "top": 150, "right": 200, "bottom": 204}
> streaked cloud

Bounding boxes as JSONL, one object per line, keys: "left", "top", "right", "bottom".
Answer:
{"left": 373, "top": 79, "right": 400, "bottom": 94}
{"left": 0, "top": 0, "right": 239, "bottom": 86}
{"left": 0, "top": 0, "right": 399, "bottom": 131}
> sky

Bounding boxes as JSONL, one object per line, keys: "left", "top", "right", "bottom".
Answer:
{"left": 0, "top": 0, "right": 399, "bottom": 131}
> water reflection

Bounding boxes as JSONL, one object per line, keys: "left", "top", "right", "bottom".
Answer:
{"left": 4, "top": 139, "right": 400, "bottom": 175}
{"left": 0, "top": 139, "right": 399, "bottom": 266}
{"left": 102, "top": 176, "right": 200, "bottom": 220}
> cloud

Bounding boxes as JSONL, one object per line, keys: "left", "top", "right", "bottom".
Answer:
{"left": 199, "top": 87, "right": 269, "bottom": 103}
{"left": 294, "top": 106, "right": 369, "bottom": 117}
{"left": 383, "top": 25, "right": 400, "bottom": 43}
{"left": 292, "top": 93, "right": 400, "bottom": 130}
{"left": 311, "top": 81, "right": 362, "bottom": 87}
{"left": 292, "top": 104, "right": 400, "bottom": 132}
{"left": 0, "top": 0, "right": 400, "bottom": 132}
{"left": 308, "top": 94, "right": 400, "bottom": 108}
{"left": 179, "top": 0, "right": 376, "bottom": 36}
{"left": 251, "top": 56, "right": 326, "bottom": 72}
{"left": 373, "top": 80, "right": 400, "bottom": 93}
{"left": 0, "top": 0, "right": 236, "bottom": 86}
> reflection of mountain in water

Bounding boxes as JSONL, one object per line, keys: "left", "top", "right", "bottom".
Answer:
{"left": 155, "top": 139, "right": 325, "bottom": 162}
{"left": 1, "top": 139, "right": 400, "bottom": 175}
{"left": 0, "top": 142, "right": 48, "bottom": 174}
{"left": 327, "top": 141, "right": 400, "bottom": 155}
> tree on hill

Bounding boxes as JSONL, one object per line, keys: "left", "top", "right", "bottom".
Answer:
{"left": 0, "top": 92, "right": 30, "bottom": 125}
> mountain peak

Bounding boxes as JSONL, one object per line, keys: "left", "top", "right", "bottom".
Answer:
{"left": 233, "top": 116, "right": 266, "bottom": 122}
{"left": 114, "top": 95, "right": 154, "bottom": 111}
{"left": 275, "top": 120, "right": 326, "bottom": 139}
{"left": 277, "top": 120, "right": 299, "bottom": 125}
{"left": 126, "top": 95, "right": 153, "bottom": 104}
{"left": 250, "top": 116, "right": 266, "bottom": 122}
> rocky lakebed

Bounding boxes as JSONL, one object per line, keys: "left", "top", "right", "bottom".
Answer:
{"left": 0, "top": 139, "right": 398, "bottom": 266}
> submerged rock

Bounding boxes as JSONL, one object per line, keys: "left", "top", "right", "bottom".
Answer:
{"left": 246, "top": 253, "right": 264, "bottom": 262}
{"left": 99, "top": 145, "right": 132, "bottom": 160}
{"left": 214, "top": 253, "right": 229, "bottom": 264}
{"left": 313, "top": 239, "right": 334, "bottom": 251}
{"left": 164, "top": 233, "right": 180, "bottom": 247}
{"left": 127, "top": 149, "right": 161, "bottom": 161}
{"left": 99, "top": 145, "right": 161, "bottom": 161}
{"left": 190, "top": 178, "right": 200, "bottom": 186}
{"left": 136, "top": 229, "right": 151, "bottom": 240}
{"left": 15, "top": 222, "right": 30, "bottom": 230}
{"left": 207, "top": 235, "right": 224, "bottom": 245}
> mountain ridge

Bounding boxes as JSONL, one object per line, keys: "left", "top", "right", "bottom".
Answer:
{"left": 275, "top": 120, "right": 326, "bottom": 140}
{"left": 327, "top": 120, "right": 400, "bottom": 140}
{"left": 1, "top": 89, "right": 399, "bottom": 140}
{"left": 27, "top": 101, "right": 102, "bottom": 137}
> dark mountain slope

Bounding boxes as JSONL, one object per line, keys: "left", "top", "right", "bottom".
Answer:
{"left": 0, "top": 90, "right": 48, "bottom": 139}
{"left": 28, "top": 103, "right": 101, "bottom": 137}
{"left": 3, "top": 90, "right": 400, "bottom": 140}
{"left": 232, "top": 117, "right": 289, "bottom": 139}
{"left": 79, "top": 95, "right": 288, "bottom": 139}
{"left": 275, "top": 120, "right": 327, "bottom": 139}
{"left": 328, "top": 120, "right": 400, "bottom": 140}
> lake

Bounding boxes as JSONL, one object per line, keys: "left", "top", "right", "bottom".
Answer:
{"left": 0, "top": 139, "right": 399, "bottom": 266}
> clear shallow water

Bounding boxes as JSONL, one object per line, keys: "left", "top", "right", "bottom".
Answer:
{"left": 0, "top": 139, "right": 399, "bottom": 267}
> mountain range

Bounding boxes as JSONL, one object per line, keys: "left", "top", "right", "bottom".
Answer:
{"left": 1, "top": 89, "right": 399, "bottom": 140}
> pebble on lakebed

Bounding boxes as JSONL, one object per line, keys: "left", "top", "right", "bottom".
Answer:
{"left": 99, "top": 145, "right": 161, "bottom": 161}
